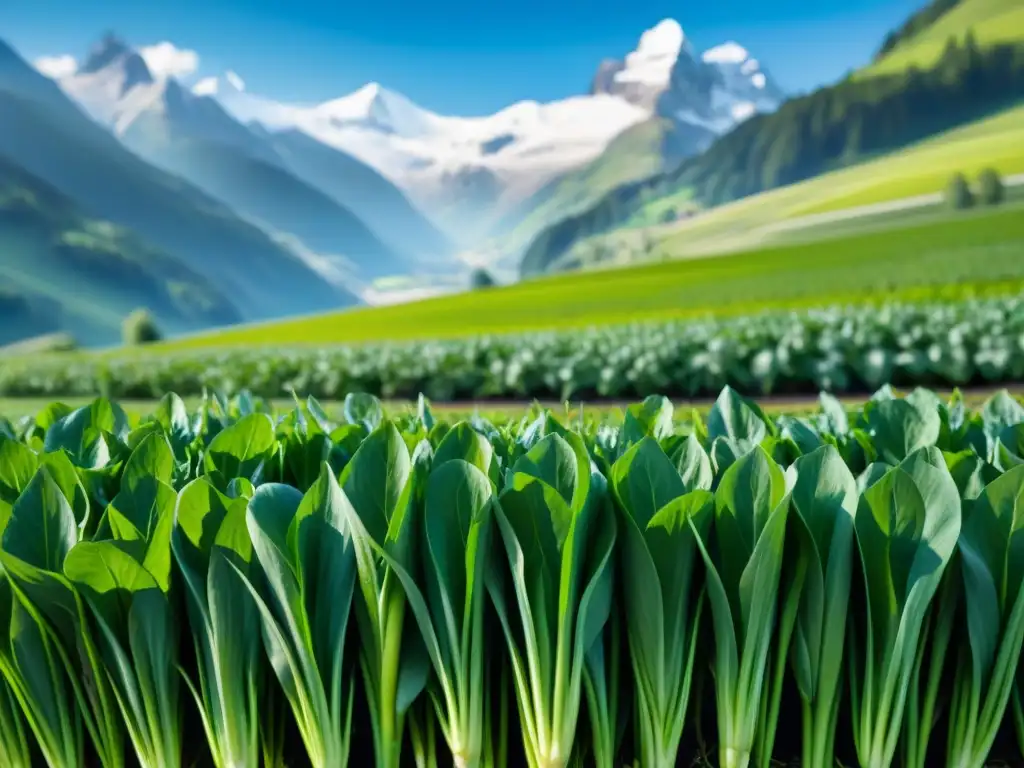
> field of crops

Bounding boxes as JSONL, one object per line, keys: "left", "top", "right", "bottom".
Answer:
{"left": 2, "top": 384, "right": 1024, "bottom": 768}
{"left": 5, "top": 296, "right": 1024, "bottom": 403}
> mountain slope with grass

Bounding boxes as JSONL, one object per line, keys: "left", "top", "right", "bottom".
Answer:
{"left": 0, "top": 155, "right": 240, "bottom": 346}
{"left": 520, "top": 0, "right": 1024, "bottom": 276}
{"left": 0, "top": 37, "right": 356, "bottom": 324}
{"left": 867, "top": 0, "right": 1024, "bottom": 76}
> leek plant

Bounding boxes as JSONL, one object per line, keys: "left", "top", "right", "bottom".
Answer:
{"left": 486, "top": 432, "right": 617, "bottom": 768}
{"left": 64, "top": 433, "right": 182, "bottom": 768}
{"left": 232, "top": 463, "right": 358, "bottom": 768}
{"left": 691, "top": 446, "right": 789, "bottom": 768}
{"left": 340, "top": 422, "right": 428, "bottom": 768}
{"left": 849, "top": 447, "right": 961, "bottom": 768}
{"left": 0, "top": 465, "right": 125, "bottom": 767}
{"left": 382, "top": 453, "right": 496, "bottom": 768}
{"left": 942, "top": 464, "right": 1024, "bottom": 768}
{"left": 781, "top": 446, "right": 858, "bottom": 768}
{"left": 173, "top": 476, "right": 264, "bottom": 768}
{"left": 610, "top": 435, "right": 712, "bottom": 768}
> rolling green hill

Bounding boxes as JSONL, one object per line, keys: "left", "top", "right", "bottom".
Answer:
{"left": 866, "top": 0, "right": 1024, "bottom": 76}
{"left": 0, "top": 37, "right": 356, "bottom": 328}
{"left": 0, "top": 156, "right": 240, "bottom": 345}
{"left": 520, "top": 0, "right": 1024, "bottom": 276}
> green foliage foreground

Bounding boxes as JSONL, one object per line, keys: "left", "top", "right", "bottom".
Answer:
{"left": 4, "top": 296, "right": 1024, "bottom": 402}
{"left": 3, "top": 385, "right": 1024, "bottom": 767}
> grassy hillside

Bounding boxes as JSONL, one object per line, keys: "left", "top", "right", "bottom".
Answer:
{"left": 586, "top": 103, "right": 1024, "bottom": 260}
{"left": 136, "top": 136, "right": 409, "bottom": 281}
{"left": 520, "top": 7, "right": 1024, "bottom": 276}
{"left": 0, "top": 38, "right": 356, "bottom": 327}
{"left": 492, "top": 118, "right": 713, "bottom": 259}
{"left": 0, "top": 156, "right": 240, "bottom": 345}
{"left": 866, "top": 0, "right": 1024, "bottom": 76}
{"left": 130, "top": 201, "right": 1024, "bottom": 352}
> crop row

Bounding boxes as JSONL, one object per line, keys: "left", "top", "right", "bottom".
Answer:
{"left": 3, "top": 295, "right": 1024, "bottom": 401}
{"left": 2, "top": 385, "right": 1024, "bottom": 767}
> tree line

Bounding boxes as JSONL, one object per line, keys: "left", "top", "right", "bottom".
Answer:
{"left": 874, "top": 0, "right": 962, "bottom": 61}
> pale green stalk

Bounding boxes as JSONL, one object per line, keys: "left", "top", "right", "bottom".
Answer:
{"left": 173, "top": 477, "right": 263, "bottom": 768}
{"left": 610, "top": 435, "right": 713, "bottom": 768}
{"left": 850, "top": 449, "right": 960, "bottom": 768}
{"left": 943, "top": 465, "right": 1024, "bottom": 768}
{"left": 340, "top": 422, "right": 427, "bottom": 768}
{"left": 691, "top": 446, "right": 790, "bottom": 768}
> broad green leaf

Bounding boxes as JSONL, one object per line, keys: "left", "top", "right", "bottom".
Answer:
{"left": 340, "top": 422, "right": 412, "bottom": 544}
{"left": 621, "top": 395, "right": 674, "bottom": 447}
{"left": 172, "top": 477, "right": 262, "bottom": 768}
{"left": 204, "top": 413, "right": 276, "bottom": 481}
{"left": 611, "top": 436, "right": 711, "bottom": 766}
{"left": 433, "top": 422, "right": 494, "bottom": 477}
{"left": 669, "top": 433, "right": 714, "bottom": 491}
{"left": 783, "top": 445, "right": 857, "bottom": 768}
{"left": 852, "top": 449, "right": 960, "bottom": 768}
{"left": 867, "top": 399, "right": 941, "bottom": 464}
{"left": 242, "top": 465, "right": 357, "bottom": 767}
{"left": 343, "top": 393, "right": 383, "bottom": 432}
{"left": 708, "top": 386, "right": 769, "bottom": 449}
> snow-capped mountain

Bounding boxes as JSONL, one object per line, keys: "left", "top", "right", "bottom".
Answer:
{"left": 591, "top": 20, "right": 785, "bottom": 134}
{"left": 44, "top": 35, "right": 455, "bottom": 288}
{"left": 198, "top": 74, "right": 651, "bottom": 240}
{"left": 192, "top": 18, "right": 782, "bottom": 242}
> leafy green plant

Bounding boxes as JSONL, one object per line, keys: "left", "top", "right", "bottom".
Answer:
{"left": 692, "top": 446, "right": 790, "bottom": 768}
{"left": 173, "top": 477, "right": 264, "bottom": 768}
{"left": 849, "top": 448, "right": 961, "bottom": 768}
{"left": 610, "top": 436, "right": 713, "bottom": 767}
{"left": 234, "top": 464, "right": 358, "bottom": 767}
{"left": 385, "top": 455, "right": 496, "bottom": 768}
{"left": 487, "top": 432, "right": 617, "bottom": 768}
{"left": 782, "top": 446, "right": 859, "bottom": 768}
{"left": 339, "top": 422, "right": 427, "bottom": 768}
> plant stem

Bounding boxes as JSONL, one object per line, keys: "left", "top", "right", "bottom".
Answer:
{"left": 378, "top": 591, "right": 407, "bottom": 768}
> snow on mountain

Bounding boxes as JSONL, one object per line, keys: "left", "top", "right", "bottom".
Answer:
{"left": 593, "top": 23, "right": 784, "bottom": 136}
{"left": 199, "top": 71, "right": 651, "bottom": 239}
{"left": 702, "top": 42, "right": 785, "bottom": 126}
{"left": 619, "top": 19, "right": 686, "bottom": 86}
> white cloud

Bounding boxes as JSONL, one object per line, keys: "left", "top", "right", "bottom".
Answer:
{"left": 34, "top": 54, "right": 77, "bottom": 79}
{"left": 139, "top": 42, "right": 199, "bottom": 78}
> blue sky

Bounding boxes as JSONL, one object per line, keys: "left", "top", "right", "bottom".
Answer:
{"left": 2, "top": 0, "right": 924, "bottom": 114}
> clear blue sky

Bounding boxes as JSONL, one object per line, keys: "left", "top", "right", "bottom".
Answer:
{"left": 2, "top": 0, "right": 924, "bottom": 115}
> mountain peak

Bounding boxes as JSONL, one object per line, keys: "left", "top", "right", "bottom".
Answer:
{"left": 636, "top": 19, "right": 687, "bottom": 59}
{"left": 617, "top": 19, "right": 690, "bottom": 90}
{"left": 80, "top": 33, "right": 132, "bottom": 75}
{"left": 316, "top": 82, "right": 435, "bottom": 139}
